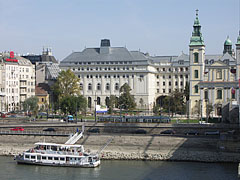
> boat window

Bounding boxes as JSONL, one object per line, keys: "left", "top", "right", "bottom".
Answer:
{"left": 75, "top": 158, "right": 77, "bottom": 160}
{"left": 31, "top": 156, "right": 35, "bottom": 159}
{"left": 25, "top": 155, "right": 30, "bottom": 159}
{"left": 54, "top": 157, "right": 59, "bottom": 161}
{"left": 42, "top": 156, "right": 46, "bottom": 160}
{"left": 52, "top": 146, "right": 57, "bottom": 151}
{"left": 78, "top": 158, "right": 81, "bottom": 161}
{"left": 60, "top": 158, "right": 65, "bottom": 161}
{"left": 48, "top": 157, "right": 53, "bottom": 160}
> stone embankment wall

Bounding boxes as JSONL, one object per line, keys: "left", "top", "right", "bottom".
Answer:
{"left": 0, "top": 134, "right": 240, "bottom": 163}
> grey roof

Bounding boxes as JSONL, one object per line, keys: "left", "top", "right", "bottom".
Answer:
{"left": 60, "top": 47, "right": 150, "bottom": 64}
{"left": 150, "top": 56, "right": 177, "bottom": 63}
{"left": 17, "top": 56, "right": 33, "bottom": 66}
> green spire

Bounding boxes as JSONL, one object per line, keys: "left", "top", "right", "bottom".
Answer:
{"left": 236, "top": 31, "right": 240, "bottom": 45}
{"left": 190, "top": 9, "right": 204, "bottom": 46}
{"left": 224, "top": 36, "right": 232, "bottom": 46}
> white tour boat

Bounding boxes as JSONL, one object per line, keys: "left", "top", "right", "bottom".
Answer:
{"left": 15, "top": 127, "right": 107, "bottom": 168}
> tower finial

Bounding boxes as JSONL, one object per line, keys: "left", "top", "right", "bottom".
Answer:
{"left": 196, "top": 9, "right": 199, "bottom": 17}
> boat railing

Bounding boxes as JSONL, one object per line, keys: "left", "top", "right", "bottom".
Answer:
{"left": 27, "top": 149, "right": 83, "bottom": 156}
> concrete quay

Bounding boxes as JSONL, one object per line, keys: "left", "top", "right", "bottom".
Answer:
{"left": 1, "top": 134, "right": 240, "bottom": 163}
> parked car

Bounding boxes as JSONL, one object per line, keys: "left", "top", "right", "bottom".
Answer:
{"left": 87, "top": 128, "right": 100, "bottom": 133}
{"left": 160, "top": 130, "right": 176, "bottom": 135}
{"left": 133, "top": 129, "right": 147, "bottom": 134}
{"left": 10, "top": 127, "right": 24, "bottom": 131}
{"left": 204, "top": 131, "right": 220, "bottom": 135}
{"left": 43, "top": 128, "right": 56, "bottom": 132}
{"left": 185, "top": 131, "right": 199, "bottom": 135}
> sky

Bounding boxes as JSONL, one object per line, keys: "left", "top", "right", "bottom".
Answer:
{"left": 0, "top": 0, "right": 239, "bottom": 61}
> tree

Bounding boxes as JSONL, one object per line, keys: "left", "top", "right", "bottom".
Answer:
{"left": 162, "top": 89, "right": 185, "bottom": 116}
{"left": 184, "top": 82, "right": 190, "bottom": 101}
{"left": 118, "top": 83, "right": 136, "bottom": 110}
{"left": 193, "top": 100, "right": 201, "bottom": 120}
{"left": 206, "top": 103, "right": 213, "bottom": 123}
{"left": 139, "top": 98, "right": 144, "bottom": 109}
{"left": 153, "top": 103, "right": 160, "bottom": 115}
{"left": 60, "top": 95, "right": 87, "bottom": 115}
{"left": 108, "top": 95, "right": 117, "bottom": 114}
{"left": 22, "top": 96, "right": 39, "bottom": 116}
{"left": 52, "top": 69, "right": 81, "bottom": 110}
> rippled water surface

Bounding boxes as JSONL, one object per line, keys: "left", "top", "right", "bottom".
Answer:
{"left": 0, "top": 156, "right": 238, "bottom": 180}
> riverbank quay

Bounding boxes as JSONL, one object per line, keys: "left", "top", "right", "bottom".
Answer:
{"left": 0, "top": 134, "right": 240, "bottom": 163}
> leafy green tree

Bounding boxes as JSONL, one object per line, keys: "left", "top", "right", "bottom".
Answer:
{"left": 162, "top": 89, "right": 185, "bottom": 116}
{"left": 118, "top": 83, "right": 136, "bottom": 110}
{"left": 153, "top": 103, "right": 160, "bottom": 115}
{"left": 60, "top": 95, "right": 87, "bottom": 115}
{"left": 52, "top": 69, "right": 81, "bottom": 110}
{"left": 206, "top": 102, "right": 213, "bottom": 123}
{"left": 108, "top": 95, "right": 116, "bottom": 114}
{"left": 22, "top": 96, "right": 39, "bottom": 116}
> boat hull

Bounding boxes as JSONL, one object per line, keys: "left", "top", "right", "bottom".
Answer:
{"left": 16, "top": 159, "right": 100, "bottom": 168}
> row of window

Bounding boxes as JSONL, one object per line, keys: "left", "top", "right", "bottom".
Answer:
{"left": 157, "top": 88, "right": 184, "bottom": 93}
{"left": 25, "top": 155, "right": 65, "bottom": 161}
{"left": 84, "top": 83, "right": 120, "bottom": 91}
{"left": 157, "top": 81, "right": 184, "bottom": 86}
{"left": 194, "top": 87, "right": 236, "bottom": 100}
{"left": 156, "top": 67, "right": 188, "bottom": 72}
{"left": 157, "top": 75, "right": 188, "bottom": 79}
{"left": 73, "top": 66, "right": 135, "bottom": 71}
{"left": 83, "top": 74, "right": 136, "bottom": 79}
{"left": 72, "top": 61, "right": 133, "bottom": 65}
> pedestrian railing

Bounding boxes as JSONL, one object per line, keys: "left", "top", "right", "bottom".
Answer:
{"left": 0, "top": 130, "right": 71, "bottom": 136}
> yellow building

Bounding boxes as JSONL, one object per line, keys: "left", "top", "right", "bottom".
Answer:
{"left": 35, "top": 85, "right": 49, "bottom": 111}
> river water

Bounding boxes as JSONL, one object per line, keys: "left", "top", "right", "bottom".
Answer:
{"left": 0, "top": 156, "right": 238, "bottom": 180}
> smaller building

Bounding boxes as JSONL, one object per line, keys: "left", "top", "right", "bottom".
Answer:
{"left": 35, "top": 85, "right": 49, "bottom": 111}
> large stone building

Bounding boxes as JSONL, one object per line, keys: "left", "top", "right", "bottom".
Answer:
{"left": 0, "top": 52, "right": 35, "bottom": 112}
{"left": 59, "top": 11, "right": 240, "bottom": 121}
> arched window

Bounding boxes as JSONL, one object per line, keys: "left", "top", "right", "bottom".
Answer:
{"left": 106, "top": 83, "right": 110, "bottom": 91}
{"left": 115, "top": 83, "right": 119, "bottom": 91}
{"left": 97, "top": 83, "right": 101, "bottom": 91}
{"left": 105, "top": 97, "right": 110, "bottom": 106}
{"left": 88, "top": 97, "right": 92, "bottom": 108}
{"left": 80, "top": 83, "right": 83, "bottom": 90}
{"left": 194, "top": 85, "right": 198, "bottom": 93}
{"left": 97, "top": 97, "right": 101, "bottom": 105}
{"left": 194, "top": 52, "right": 198, "bottom": 63}
{"left": 88, "top": 83, "right": 92, "bottom": 91}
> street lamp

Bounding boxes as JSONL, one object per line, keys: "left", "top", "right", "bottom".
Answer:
{"left": 94, "top": 93, "right": 97, "bottom": 122}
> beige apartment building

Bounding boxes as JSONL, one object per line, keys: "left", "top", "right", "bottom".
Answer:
{"left": 0, "top": 52, "right": 35, "bottom": 112}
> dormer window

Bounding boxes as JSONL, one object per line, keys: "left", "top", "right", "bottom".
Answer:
{"left": 210, "top": 59, "right": 214, "bottom": 64}
{"left": 204, "top": 59, "right": 208, "bottom": 64}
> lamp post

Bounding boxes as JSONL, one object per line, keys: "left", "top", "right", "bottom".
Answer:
{"left": 94, "top": 93, "right": 97, "bottom": 122}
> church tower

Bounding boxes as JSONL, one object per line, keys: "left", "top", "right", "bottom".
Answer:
{"left": 223, "top": 36, "right": 233, "bottom": 55}
{"left": 189, "top": 10, "right": 205, "bottom": 115}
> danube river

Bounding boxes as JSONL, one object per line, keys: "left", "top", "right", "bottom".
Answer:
{"left": 0, "top": 156, "right": 238, "bottom": 180}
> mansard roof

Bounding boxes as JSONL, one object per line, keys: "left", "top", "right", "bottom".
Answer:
{"left": 61, "top": 47, "right": 150, "bottom": 63}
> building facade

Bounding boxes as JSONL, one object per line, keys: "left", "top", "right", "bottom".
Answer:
{"left": 59, "top": 11, "right": 240, "bottom": 121}
{"left": 0, "top": 52, "right": 35, "bottom": 112}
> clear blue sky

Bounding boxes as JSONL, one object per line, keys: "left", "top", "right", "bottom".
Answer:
{"left": 0, "top": 0, "right": 239, "bottom": 60}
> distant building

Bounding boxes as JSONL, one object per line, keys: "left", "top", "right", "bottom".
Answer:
{"left": 22, "top": 48, "right": 58, "bottom": 65}
{"left": 0, "top": 51, "right": 35, "bottom": 112}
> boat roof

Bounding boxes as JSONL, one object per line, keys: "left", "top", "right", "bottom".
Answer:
{"left": 35, "top": 142, "right": 83, "bottom": 148}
